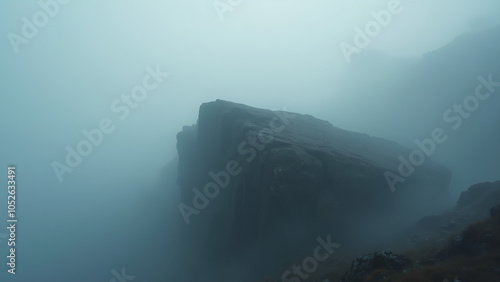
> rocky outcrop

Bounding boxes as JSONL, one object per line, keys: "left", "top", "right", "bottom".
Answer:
{"left": 457, "top": 181, "right": 500, "bottom": 216}
{"left": 341, "top": 251, "right": 411, "bottom": 282}
{"left": 337, "top": 206, "right": 500, "bottom": 282}
{"left": 442, "top": 226, "right": 494, "bottom": 258}
{"left": 409, "top": 181, "right": 500, "bottom": 247}
{"left": 175, "top": 100, "right": 451, "bottom": 275}
{"left": 336, "top": 184, "right": 500, "bottom": 282}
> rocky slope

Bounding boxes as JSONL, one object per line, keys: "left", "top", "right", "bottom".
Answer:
{"left": 257, "top": 181, "right": 500, "bottom": 282}
{"left": 340, "top": 181, "right": 500, "bottom": 282}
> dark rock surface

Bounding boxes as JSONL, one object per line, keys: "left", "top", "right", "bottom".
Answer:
{"left": 408, "top": 181, "right": 500, "bottom": 251}
{"left": 341, "top": 251, "right": 411, "bottom": 282}
{"left": 433, "top": 182, "right": 500, "bottom": 259}
{"left": 175, "top": 100, "right": 451, "bottom": 277}
{"left": 443, "top": 226, "right": 494, "bottom": 258}
{"left": 360, "top": 207, "right": 500, "bottom": 282}
{"left": 336, "top": 184, "right": 500, "bottom": 282}
{"left": 457, "top": 181, "right": 500, "bottom": 215}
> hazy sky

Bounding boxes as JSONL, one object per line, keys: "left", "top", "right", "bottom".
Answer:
{"left": 2, "top": 1, "right": 499, "bottom": 174}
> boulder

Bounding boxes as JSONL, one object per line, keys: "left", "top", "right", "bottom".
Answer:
{"left": 175, "top": 100, "right": 451, "bottom": 272}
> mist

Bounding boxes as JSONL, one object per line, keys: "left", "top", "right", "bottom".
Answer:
{"left": 0, "top": 0, "right": 499, "bottom": 281}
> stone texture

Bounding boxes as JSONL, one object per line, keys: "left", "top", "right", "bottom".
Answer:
{"left": 175, "top": 100, "right": 451, "bottom": 267}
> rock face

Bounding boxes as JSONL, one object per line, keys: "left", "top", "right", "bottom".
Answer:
{"left": 175, "top": 100, "right": 451, "bottom": 274}
{"left": 408, "top": 181, "right": 500, "bottom": 249}
{"left": 457, "top": 181, "right": 500, "bottom": 216}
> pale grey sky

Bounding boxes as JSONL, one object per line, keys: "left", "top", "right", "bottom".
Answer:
{"left": 0, "top": 0, "right": 499, "bottom": 185}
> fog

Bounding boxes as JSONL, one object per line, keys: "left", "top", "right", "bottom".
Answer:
{"left": 0, "top": 0, "right": 499, "bottom": 281}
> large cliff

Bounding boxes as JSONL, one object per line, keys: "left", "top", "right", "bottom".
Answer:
{"left": 175, "top": 100, "right": 451, "bottom": 277}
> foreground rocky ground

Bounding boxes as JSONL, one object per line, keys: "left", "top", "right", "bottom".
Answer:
{"left": 258, "top": 181, "right": 500, "bottom": 282}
